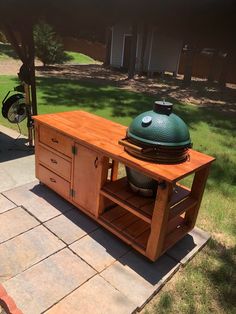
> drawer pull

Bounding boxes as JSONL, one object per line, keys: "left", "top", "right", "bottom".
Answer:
{"left": 94, "top": 157, "right": 99, "bottom": 168}
{"left": 50, "top": 177, "right": 56, "bottom": 183}
{"left": 51, "top": 138, "right": 59, "bottom": 143}
{"left": 50, "top": 158, "right": 58, "bottom": 164}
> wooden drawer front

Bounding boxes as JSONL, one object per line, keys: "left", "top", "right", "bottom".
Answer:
{"left": 38, "top": 164, "right": 70, "bottom": 198}
{"left": 38, "top": 145, "right": 71, "bottom": 181}
{"left": 39, "top": 125, "right": 72, "bottom": 157}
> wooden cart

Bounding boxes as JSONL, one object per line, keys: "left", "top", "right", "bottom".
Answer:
{"left": 34, "top": 111, "right": 215, "bottom": 261}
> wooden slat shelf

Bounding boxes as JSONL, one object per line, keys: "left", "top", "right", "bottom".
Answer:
{"left": 101, "top": 177, "right": 191, "bottom": 224}
{"left": 99, "top": 206, "right": 150, "bottom": 251}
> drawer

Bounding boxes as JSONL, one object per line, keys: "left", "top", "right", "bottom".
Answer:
{"left": 38, "top": 145, "right": 71, "bottom": 181}
{"left": 39, "top": 125, "right": 72, "bottom": 157}
{"left": 38, "top": 164, "right": 70, "bottom": 199}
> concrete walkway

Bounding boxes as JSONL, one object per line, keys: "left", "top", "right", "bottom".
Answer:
{"left": 0, "top": 125, "right": 210, "bottom": 314}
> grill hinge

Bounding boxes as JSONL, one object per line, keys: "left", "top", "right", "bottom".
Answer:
{"left": 72, "top": 145, "right": 77, "bottom": 155}
{"left": 70, "top": 188, "right": 75, "bottom": 197}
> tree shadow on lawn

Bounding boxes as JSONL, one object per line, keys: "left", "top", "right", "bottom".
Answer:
{"left": 0, "top": 43, "right": 18, "bottom": 59}
{"left": 205, "top": 239, "right": 236, "bottom": 312}
{"left": 37, "top": 76, "right": 236, "bottom": 194}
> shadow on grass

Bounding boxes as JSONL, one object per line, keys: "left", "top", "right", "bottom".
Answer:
{"left": 206, "top": 239, "right": 236, "bottom": 312}
{"left": 36, "top": 76, "right": 236, "bottom": 195}
{"left": 0, "top": 43, "right": 19, "bottom": 59}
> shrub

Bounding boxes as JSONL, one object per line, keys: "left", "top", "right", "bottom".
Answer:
{"left": 34, "top": 21, "right": 69, "bottom": 67}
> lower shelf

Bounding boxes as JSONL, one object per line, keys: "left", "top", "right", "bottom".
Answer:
{"left": 99, "top": 205, "right": 150, "bottom": 253}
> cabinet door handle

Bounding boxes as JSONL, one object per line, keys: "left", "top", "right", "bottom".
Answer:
{"left": 51, "top": 138, "right": 59, "bottom": 143}
{"left": 50, "top": 158, "right": 58, "bottom": 164}
{"left": 94, "top": 157, "right": 99, "bottom": 168}
{"left": 50, "top": 177, "right": 56, "bottom": 183}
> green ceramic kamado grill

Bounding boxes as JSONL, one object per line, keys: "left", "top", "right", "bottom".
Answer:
{"left": 119, "top": 100, "right": 192, "bottom": 196}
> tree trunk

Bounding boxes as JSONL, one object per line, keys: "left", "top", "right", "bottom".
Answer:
{"left": 183, "top": 44, "right": 195, "bottom": 86}
{"left": 103, "top": 27, "right": 112, "bottom": 67}
{"left": 208, "top": 49, "right": 219, "bottom": 83}
{"left": 139, "top": 23, "right": 148, "bottom": 75}
{"left": 128, "top": 22, "right": 138, "bottom": 80}
{"left": 218, "top": 50, "right": 231, "bottom": 88}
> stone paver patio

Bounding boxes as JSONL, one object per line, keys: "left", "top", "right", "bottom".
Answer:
{"left": 0, "top": 126, "right": 210, "bottom": 314}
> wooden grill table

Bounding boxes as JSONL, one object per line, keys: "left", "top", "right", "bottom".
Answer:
{"left": 34, "top": 111, "right": 215, "bottom": 262}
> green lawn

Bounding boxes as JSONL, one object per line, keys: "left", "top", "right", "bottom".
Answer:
{"left": 65, "top": 51, "right": 97, "bottom": 64}
{"left": 0, "top": 43, "right": 18, "bottom": 60}
{"left": 0, "top": 74, "right": 235, "bottom": 314}
{"left": 0, "top": 43, "right": 96, "bottom": 64}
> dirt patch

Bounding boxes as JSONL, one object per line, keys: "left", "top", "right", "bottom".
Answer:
{"left": 35, "top": 64, "right": 236, "bottom": 113}
{"left": 1, "top": 60, "right": 236, "bottom": 113}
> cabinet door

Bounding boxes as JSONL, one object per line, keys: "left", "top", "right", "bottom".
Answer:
{"left": 73, "top": 143, "right": 106, "bottom": 215}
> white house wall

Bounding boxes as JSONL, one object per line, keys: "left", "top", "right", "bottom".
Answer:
{"left": 110, "top": 23, "right": 183, "bottom": 73}
{"left": 110, "top": 23, "right": 132, "bottom": 67}
{"left": 149, "top": 31, "right": 183, "bottom": 73}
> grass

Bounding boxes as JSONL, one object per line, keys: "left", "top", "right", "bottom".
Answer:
{"left": 65, "top": 51, "right": 97, "bottom": 64}
{"left": 0, "top": 74, "right": 235, "bottom": 314}
{"left": 0, "top": 43, "right": 96, "bottom": 64}
{"left": 0, "top": 43, "right": 18, "bottom": 60}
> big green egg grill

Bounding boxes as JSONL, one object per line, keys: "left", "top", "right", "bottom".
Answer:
{"left": 119, "top": 100, "right": 192, "bottom": 196}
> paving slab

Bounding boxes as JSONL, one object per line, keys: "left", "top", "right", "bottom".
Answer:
{"left": 3, "top": 181, "right": 73, "bottom": 222}
{"left": 0, "top": 207, "right": 39, "bottom": 244}
{"left": 0, "top": 156, "right": 35, "bottom": 193}
{"left": 45, "top": 275, "right": 136, "bottom": 314}
{"left": 44, "top": 209, "right": 99, "bottom": 244}
{"left": 3, "top": 249, "right": 96, "bottom": 314}
{"left": 0, "top": 225, "right": 65, "bottom": 283}
{"left": 0, "top": 195, "right": 15, "bottom": 214}
{"left": 101, "top": 251, "right": 179, "bottom": 308}
{"left": 70, "top": 228, "right": 130, "bottom": 272}
{"left": 166, "top": 226, "right": 210, "bottom": 265}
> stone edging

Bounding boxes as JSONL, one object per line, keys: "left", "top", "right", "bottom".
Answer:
{"left": 0, "top": 285, "right": 23, "bottom": 314}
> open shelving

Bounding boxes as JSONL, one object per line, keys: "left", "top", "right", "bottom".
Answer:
{"left": 98, "top": 175, "right": 199, "bottom": 257}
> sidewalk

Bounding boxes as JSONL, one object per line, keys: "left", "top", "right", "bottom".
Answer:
{"left": 0, "top": 125, "right": 210, "bottom": 314}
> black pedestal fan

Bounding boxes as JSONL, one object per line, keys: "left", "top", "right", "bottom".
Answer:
{"left": 2, "top": 85, "right": 27, "bottom": 124}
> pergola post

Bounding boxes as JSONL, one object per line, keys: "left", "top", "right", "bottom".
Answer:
{"left": 3, "top": 24, "right": 37, "bottom": 146}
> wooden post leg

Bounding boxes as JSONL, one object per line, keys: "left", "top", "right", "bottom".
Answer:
{"left": 185, "top": 166, "right": 210, "bottom": 229}
{"left": 96, "top": 157, "right": 111, "bottom": 218}
{"left": 146, "top": 182, "right": 173, "bottom": 261}
{"left": 111, "top": 160, "right": 119, "bottom": 181}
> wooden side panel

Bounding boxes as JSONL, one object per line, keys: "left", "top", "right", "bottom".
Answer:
{"left": 73, "top": 143, "right": 108, "bottom": 215}
{"left": 185, "top": 166, "right": 210, "bottom": 229}
{"left": 146, "top": 183, "right": 174, "bottom": 261}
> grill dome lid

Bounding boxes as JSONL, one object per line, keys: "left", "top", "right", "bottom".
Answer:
{"left": 127, "top": 101, "right": 191, "bottom": 147}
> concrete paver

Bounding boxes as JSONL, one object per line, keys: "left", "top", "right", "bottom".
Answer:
{"left": 0, "top": 195, "right": 15, "bottom": 214}
{"left": 3, "top": 181, "right": 73, "bottom": 222}
{"left": 167, "top": 226, "right": 210, "bottom": 265}
{"left": 101, "top": 251, "right": 180, "bottom": 308}
{"left": 70, "top": 228, "right": 130, "bottom": 272}
{"left": 0, "top": 156, "right": 35, "bottom": 193}
{"left": 0, "top": 207, "right": 39, "bottom": 244}
{"left": 45, "top": 275, "right": 136, "bottom": 314}
{"left": 0, "top": 126, "right": 211, "bottom": 314}
{"left": 3, "top": 249, "right": 96, "bottom": 314}
{"left": 0, "top": 225, "right": 65, "bottom": 283}
{"left": 44, "top": 209, "right": 98, "bottom": 244}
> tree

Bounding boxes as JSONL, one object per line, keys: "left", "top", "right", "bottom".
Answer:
{"left": 34, "top": 21, "right": 68, "bottom": 67}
